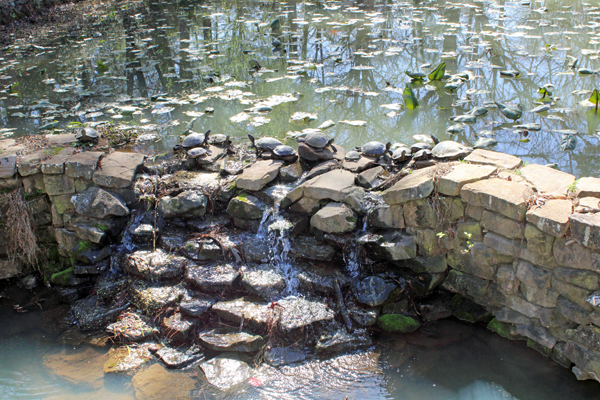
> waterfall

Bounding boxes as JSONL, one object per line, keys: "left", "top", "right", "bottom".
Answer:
{"left": 343, "top": 216, "right": 367, "bottom": 278}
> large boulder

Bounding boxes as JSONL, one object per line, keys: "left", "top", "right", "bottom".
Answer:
{"left": 123, "top": 250, "right": 188, "bottom": 280}
{"left": 226, "top": 194, "right": 265, "bottom": 220}
{"left": 158, "top": 190, "right": 207, "bottom": 218}
{"left": 353, "top": 276, "right": 400, "bottom": 307}
{"left": 310, "top": 202, "right": 356, "bottom": 234}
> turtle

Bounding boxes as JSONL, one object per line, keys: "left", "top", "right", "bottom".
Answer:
{"left": 345, "top": 150, "right": 362, "bottom": 162}
{"left": 467, "top": 106, "right": 488, "bottom": 117}
{"left": 187, "top": 147, "right": 208, "bottom": 159}
{"left": 361, "top": 141, "right": 391, "bottom": 157}
{"left": 495, "top": 102, "right": 522, "bottom": 121}
{"left": 174, "top": 130, "right": 210, "bottom": 151}
{"left": 248, "top": 134, "right": 283, "bottom": 156}
{"left": 450, "top": 114, "right": 477, "bottom": 123}
{"left": 432, "top": 141, "right": 473, "bottom": 160}
{"left": 208, "top": 133, "right": 231, "bottom": 147}
{"left": 272, "top": 145, "right": 298, "bottom": 163}
{"left": 410, "top": 142, "right": 432, "bottom": 153}
{"left": 391, "top": 146, "right": 412, "bottom": 163}
{"left": 75, "top": 127, "right": 99, "bottom": 143}
{"left": 298, "top": 132, "right": 334, "bottom": 152}
{"left": 412, "top": 149, "right": 432, "bottom": 161}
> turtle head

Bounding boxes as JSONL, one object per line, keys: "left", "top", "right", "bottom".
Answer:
{"left": 203, "top": 130, "right": 211, "bottom": 145}
{"left": 248, "top": 134, "right": 256, "bottom": 147}
{"left": 385, "top": 142, "right": 392, "bottom": 154}
{"left": 327, "top": 137, "right": 335, "bottom": 147}
{"left": 430, "top": 134, "right": 439, "bottom": 145}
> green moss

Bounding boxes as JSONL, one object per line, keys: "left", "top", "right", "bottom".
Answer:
{"left": 94, "top": 224, "right": 109, "bottom": 232}
{"left": 377, "top": 314, "right": 421, "bottom": 333}
{"left": 75, "top": 241, "right": 92, "bottom": 252}
{"left": 50, "top": 266, "right": 74, "bottom": 286}
{"left": 487, "top": 318, "right": 514, "bottom": 340}
{"left": 527, "top": 339, "right": 552, "bottom": 357}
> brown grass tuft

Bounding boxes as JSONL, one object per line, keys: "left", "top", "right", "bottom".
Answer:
{"left": 0, "top": 189, "right": 41, "bottom": 269}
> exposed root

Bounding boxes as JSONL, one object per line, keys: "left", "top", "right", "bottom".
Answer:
{"left": 0, "top": 189, "right": 41, "bottom": 269}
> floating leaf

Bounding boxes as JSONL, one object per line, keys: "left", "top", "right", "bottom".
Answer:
{"left": 270, "top": 18, "right": 281, "bottom": 30}
{"left": 403, "top": 84, "right": 419, "bottom": 110}
{"left": 590, "top": 89, "right": 600, "bottom": 111}
{"left": 538, "top": 87, "right": 552, "bottom": 98}
{"left": 428, "top": 62, "right": 446, "bottom": 81}
{"left": 96, "top": 60, "right": 109, "bottom": 72}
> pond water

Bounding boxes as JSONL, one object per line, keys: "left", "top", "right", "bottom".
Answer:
{"left": 0, "top": 296, "right": 598, "bottom": 400}
{"left": 1, "top": 0, "right": 600, "bottom": 176}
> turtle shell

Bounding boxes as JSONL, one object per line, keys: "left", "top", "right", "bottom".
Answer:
{"left": 255, "top": 137, "right": 283, "bottom": 150}
{"left": 361, "top": 141, "right": 387, "bottom": 157}
{"left": 413, "top": 149, "right": 432, "bottom": 161}
{"left": 410, "top": 142, "right": 432, "bottom": 153}
{"left": 75, "top": 127, "right": 99, "bottom": 142}
{"left": 187, "top": 147, "right": 208, "bottom": 158}
{"left": 182, "top": 131, "right": 207, "bottom": 148}
{"left": 392, "top": 146, "right": 412, "bottom": 162}
{"left": 209, "top": 134, "right": 230, "bottom": 145}
{"left": 432, "top": 141, "right": 472, "bottom": 160}
{"left": 304, "top": 132, "right": 331, "bottom": 149}
{"left": 345, "top": 150, "right": 361, "bottom": 161}
{"left": 272, "top": 145, "right": 297, "bottom": 157}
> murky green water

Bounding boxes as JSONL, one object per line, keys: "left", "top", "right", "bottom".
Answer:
{"left": 0, "top": 298, "right": 599, "bottom": 400}
{"left": 2, "top": 0, "right": 600, "bottom": 176}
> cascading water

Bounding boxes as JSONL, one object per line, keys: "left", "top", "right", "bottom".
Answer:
{"left": 255, "top": 185, "right": 298, "bottom": 295}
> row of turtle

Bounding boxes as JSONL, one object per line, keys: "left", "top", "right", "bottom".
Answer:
{"left": 174, "top": 129, "right": 472, "bottom": 164}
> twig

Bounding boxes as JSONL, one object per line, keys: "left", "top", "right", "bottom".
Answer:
{"left": 334, "top": 279, "right": 353, "bottom": 333}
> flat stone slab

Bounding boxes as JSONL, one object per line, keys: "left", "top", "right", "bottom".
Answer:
{"left": 520, "top": 164, "right": 575, "bottom": 197}
{"left": 310, "top": 202, "right": 356, "bottom": 234}
{"left": 382, "top": 166, "right": 435, "bottom": 205}
{"left": 65, "top": 151, "right": 103, "bottom": 180}
{"left": 526, "top": 199, "right": 572, "bottom": 237}
{"left": 46, "top": 134, "right": 77, "bottom": 147}
{"left": 196, "top": 145, "right": 228, "bottom": 165}
{"left": 342, "top": 156, "right": 378, "bottom": 173}
{"left": 577, "top": 177, "right": 600, "bottom": 198}
{"left": 570, "top": 213, "right": 600, "bottom": 250}
{"left": 17, "top": 150, "right": 44, "bottom": 177}
{"left": 93, "top": 151, "right": 145, "bottom": 188}
{"left": 302, "top": 169, "right": 356, "bottom": 201}
{"left": 0, "top": 153, "right": 17, "bottom": 179}
{"left": 461, "top": 178, "right": 534, "bottom": 221}
{"left": 464, "top": 149, "right": 522, "bottom": 169}
{"left": 236, "top": 160, "right": 283, "bottom": 191}
{"left": 41, "top": 148, "right": 76, "bottom": 175}
{"left": 436, "top": 163, "right": 497, "bottom": 196}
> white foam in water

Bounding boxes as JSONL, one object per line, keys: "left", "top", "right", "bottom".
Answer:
{"left": 344, "top": 216, "right": 367, "bottom": 278}
{"left": 119, "top": 209, "right": 145, "bottom": 252}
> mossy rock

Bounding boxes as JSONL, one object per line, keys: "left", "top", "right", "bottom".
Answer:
{"left": 377, "top": 314, "right": 421, "bottom": 333}
{"left": 487, "top": 318, "right": 515, "bottom": 340}
{"left": 50, "top": 266, "right": 74, "bottom": 286}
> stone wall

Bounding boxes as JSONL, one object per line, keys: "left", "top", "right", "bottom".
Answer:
{"left": 0, "top": 134, "right": 145, "bottom": 281}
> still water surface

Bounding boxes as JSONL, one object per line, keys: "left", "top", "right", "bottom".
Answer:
{"left": 1, "top": 0, "right": 600, "bottom": 175}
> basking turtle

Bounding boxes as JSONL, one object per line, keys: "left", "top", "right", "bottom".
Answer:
{"left": 298, "top": 132, "right": 334, "bottom": 152}
{"left": 412, "top": 149, "right": 432, "bottom": 161}
{"left": 361, "top": 141, "right": 391, "bottom": 158}
{"left": 248, "top": 134, "right": 283, "bottom": 156}
{"left": 272, "top": 145, "right": 298, "bottom": 163}
{"left": 391, "top": 146, "right": 412, "bottom": 163}
{"left": 410, "top": 142, "right": 432, "bottom": 153}
{"left": 208, "top": 133, "right": 231, "bottom": 147}
{"left": 75, "top": 127, "right": 99, "bottom": 143}
{"left": 432, "top": 141, "right": 472, "bottom": 160}
{"left": 345, "top": 150, "right": 362, "bottom": 162}
{"left": 174, "top": 130, "right": 210, "bottom": 151}
{"left": 187, "top": 147, "right": 208, "bottom": 159}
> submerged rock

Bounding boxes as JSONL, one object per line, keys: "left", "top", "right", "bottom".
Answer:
{"left": 263, "top": 347, "right": 306, "bottom": 367}
{"left": 199, "top": 354, "right": 253, "bottom": 390}
{"left": 315, "top": 328, "right": 372, "bottom": 354}
{"left": 199, "top": 328, "right": 264, "bottom": 352}
{"left": 132, "top": 363, "right": 197, "bottom": 400}
{"left": 103, "top": 344, "right": 153, "bottom": 374}
{"left": 71, "top": 295, "right": 128, "bottom": 331}
{"left": 106, "top": 311, "right": 158, "bottom": 342}
{"left": 43, "top": 348, "right": 106, "bottom": 388}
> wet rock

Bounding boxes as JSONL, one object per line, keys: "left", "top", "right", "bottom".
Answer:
{"left": 129, "top": 281, "right": 184, "bottom": 316}
{"left": 566, "top": 341, "right": 600, "bottom": 383}
{"left": 156, "top": 345, "right": 204, "bottom": 368}
{"left": 43, "top": 348, "right": 106, "bottom": 388}
{"left": 348, "top": 304, "right": 379, "bottom": 327}
{"left": 298, "top": 142, "right": 344, "bottom": 162}
{"left": 516, "top": 325, "right": 557, "bottom": 349}
{"left": 353, "top": 276, "right": 400, "bottom": 307}
{"left": 131, "top": 223, "right": 157, "bottom": 246}
{"left": 557, "top": 296, "right": 589, "bottom": 325}
{"left": 158, "top": 190, "right": 207, "bottom": 218}
{"left": 71, "top": 295, "right": 128, "bottom": 331}
{"left": 420, "top": 301, "right": 452, "bottom": 321}
{"left": 464, "top": 149, "right": 522, "bottom": 169}
{"left": 96, "top": 270, "right": 127, "bottom": 301}
{"left": 199, "top": 354, "right": 252, "bottom": 390}
{"left": 185, "top": 262, "right": 239, "bottom": 292}
{"left": 179, "top": 239, "right": 225, "bottom": 261}
{"left": 377, "top": 314, "right": 421, "bottom": 333}
{"left": 461, "top": 178, "right": 534, "bottom": 221}
{"left": 526, "top": 199, "right": 572, "bottom": 237}
{"left": 297, "top": 263, "right": 351, "bottom": 294}
{"left": 72, "top": 186, "right": 129, "bottom": 219}
{"left": 442, "top": 271, "right": 490, "bottom": 307}
{"left": 163, "top": 312, "right": 196, "bottom": 342}
{"left": 242, "top": 238, "right": 270, "bottom": 263}
{"left": 279, "top": 162, "right": 303, "bottom": 181}
{"left": 310, "top": 202, "right": 356, "bottom": 234}
{"left": 103, "top": 344, "right": 153, "bottom": 374}
{"left": 381, "top": 166, "right": 435, "bottom": 205}
{"left": 315, "top": 328, "right": 372, "bottom": 354}
{"left": 180, "top": 290, "right": 216, "bottom": 317}
{"left": 263, "top": 347, "right": 306, "bottom": 367}
{"left": 242, "top": 267, "right": 285, "bottom": 300}
{"left": 124, "top": 250, "right": 187, "bottom": 280}
{"left": 236, "top": 160, "right": 284, "bottom": 191}
{"left": 368, "top": 204, "right": 404, "bottom": 229}
{"left": 132, "top": 363, "right": 197, "bottom": 400}
{"left": 226, "top": 194, "right": 265, "bottom": 220}
{"left": 199, "top": 328, "right": 264, "bottom": 352}
{"left": 305, "top": 160, "right": 340, "bottom": 181}
{"left": 360, "top": 231, "right": 417, "bottom": 261}
{"left": 93, "top": 151, "right": 145, "bottom": 189}
{"left": 106, "top": 312, "right": 158, "bottom": 342}
{"left": 289, "top": 235, "right": 336, "bottom": 261}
